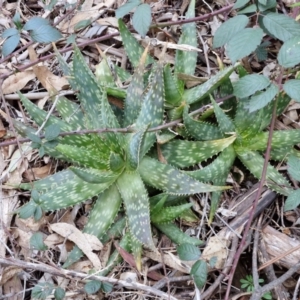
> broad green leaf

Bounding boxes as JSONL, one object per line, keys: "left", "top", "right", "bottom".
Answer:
{"left": 262, "top": 13, "right": 300, "bottom": 42}
{"left": 27, "top": 131, "right": 41, "bottom": 144}
{"left": 32, "top": 282, "right": 54, "bottom": 300}
{"left": 160, "top": 135, "right": 235, "bottom": 168}
{"left": 24, "top": 17, "right": 49, "bottom": 30}
{"left": 45, "top": 124, "right": 60, "bottom": 141}
{"left": 184, "top": 65, "right": 236, "bottom": 104}
{"left": 233, "top": 74, "right": 270, "bottom": 98}
{"left": 211, "top": 95, "right": 235, "bottom": 134}
{"left": 2, "top": 34, "right": 20, "bottom": 57}
{"left": 123, "top": 48, "right": 147, "bottom": 126}
{"left": 283, "top": 79, "right": 300, "bottom": 102}
{"left": 258, "top": 0, "right": 277, "bottom": 11}
{"left": 177, "top": 243, "right": 201, "bottom": 261}
{"left": 237, "top": 150, "right": 292, "bottom": 196}
{"left": 186, "top": 145, "right": 236, "bottom": 182}
{"left": 287, "top": 155, "right": 300, "bottom": 181}
{"left": 175, "top": 0, "right": 197, "bottom": 91}
{"left": 233, "top": 0, "right": 250, "bottom": 9}
{"left": 54, "top": 287, "right": 65, "bottom": 300}
{"left": 191, "top": 260, "right": 207, "bottom": 289}
{"left": 247, "top": 83, "right": 278, "bottom": 112}
{"left": 255, "top": 42, "right": 269, "bottom": 61}
{"left": 70, "top": 167, "right": 119, "bottom": 184}
{"left": 284, "top": 189, "right": 300, "bottom": 211}
{"left": 30, "top": 25, "right": 62, "bottom": 43}
{"left": 154, "top": 223, "right": 202, "bottom": 245}
{"left": 118, "top": 19, "right": 154, "bottom": 68}
{"left": 84, "top": 280, "right": 101, "bottom": 294}
{"left": 213, "top": 15, "right": 248, "bottom": 48}
{"left": 278, "top": 36, "right": 300, "bottom": 68}
{"left": 117, "top": 171, "right": 154, "bottom": 248}
{"left": 30, "top": 232, "right": 48, "bottom": 250}
{"left": 2, "top": 28, "right": 19, "bottom": 38}
{"left": 183, "top": 106, "right": 223, "bottom": 141}
{"left": 101, "top": 283, "right": 113, "bottom": 293}
{"left": 18, "top": 201, "right": 37, "bottom": 219}
{"left": 115, "top": 0, "right": 141, "bottom": 18}
{"left": 13, "top": 12, "right": 22, "bottom": 29}
{"left": 226, "top": 28, "right": 264, "bottom": 63}
{"left": 132, "top": 4, "right": 151, "bottom": 37}
{"left": 237, "top": 3, "right": 256, "bottom": 14}
{"left": 139, "top": 156, "right": 230, "bottom": 194}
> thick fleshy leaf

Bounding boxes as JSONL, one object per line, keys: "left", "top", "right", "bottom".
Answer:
{"left": 184, "top": 66, "right": 236, "bottom": 104}
{"left": 139, "top": 156, "right": 230, "bottom": 194}
{"left": 154, "top": 223, "right": 202, "bottom": 245}
{"left": 175, "top": 0, "right": 197, "bottom": 90}
{"left": 211, "top": 95, "right": 236, "bottom": 135}
{"left": 183, "top": 106, "right": 223, "bottom": 141}
{"left": 117, "top": 172, "right": 154, "bottom": 248}
{"left": 95, "top": 56, "right": 116, "bottom": 87}
{"left": 130, "top": 234, "right": 143, "bottom": 271}
{"left": 56, "top": 144, "right": 109, "bottom": 169}
{"left": 237, "top": 150, "right": 292, "bottom": 196}
{"left": 164, "top": 64, "right": 182, "bottom": 106}
{"left": 70, "top": 167, "right": 119, "bottom": 184}
{"left": 37, "top": 172, "right": 115, "bottom": 211}
{"left": 118, "top": 19, "right": 154, "bottom": 68}
{"left": 186, "top": 145, "right": 236, "bottom": 182}
{"left": 134, "top": 62, "right": 165, "bottom": 156}
{"left": 123, "top": 47, "right": 147, "bottom": 127}
{"left": 160, "top": 135, "right": 235, "bottom": 168}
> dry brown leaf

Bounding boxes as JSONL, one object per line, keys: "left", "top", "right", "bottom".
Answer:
{"left": 50, "top": 223, "right": 103, "bottom": 269}
{"left": 70, "top": 260, "right": 93, "bottom": 273}
{"left": 201, "top": 236, "right": 229, "bottom": 269}
{"left": 12, "top": 228, "right": 33, "bottom": 258}
{"left": 28, "top": 46, "right": 69, "bottom": 94}
{"left": 44, "top": 233, "right": 65, "bottom": 248}
{"left": 15, "top": 215, "right": 45, "bottom": 232}
{"left": 2, "top": 71, "right": 36, "bottom": 94}
{"left": 2, "top": 272, "right": 23, "bottom": 300}
{"left": 23, "top": 164, "right": 52, "bottom": 181}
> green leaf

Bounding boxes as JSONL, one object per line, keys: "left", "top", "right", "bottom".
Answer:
{"left": 247, "top": 83, "right": 278, "bottom": 112}
{"left": 27, "top": 131, "right": 42, "bottom": 144}
{"left": 123, "top": 48, "right": 146, "bottom": 126}
{"left": 226, "top": 28, "right": 264, "bottom": 63}
{"left": 70, "top": 167, "right": 119, "bottom": 184}
{"left": 237, "top": 3, "right": 257, "bottom": 14}
{"left": 24, "top": 17, "right": 49, "bottom": 30}
{"left": 211, "top": 95, "right": 235, "bottom": 134}
{"left": 2, "top": 28, "right": 19, "bottom": 38}
{"left": 101, "top": 282, "right": 113, "bottom": 293}
{"left": 54, "top": 287, "right": 65, "bottom": 300}
{"left": 164, "top": 65, "right": 182, "bottom": 106}
{"left": 34, "top": 206, "right": 43, "bottom": 221}
{"left": 115, "top": 0, "right": 141, "bottom": 18}
{"left": 262, "top": 13, "right": 300, "bottom": 42}
{"left": 175, "top": 0, "right": 197, "bottom": 90}
{"left": 45, "top": 124, "right": 60, "bottom": 141}
{"left": 30, "top": 25, "right": 62, "bottom": 43}
{"left": 13, "top": 12, "right": 22, "bottom": 29}
{"left": 284, "top": 189, "right": 300, "bottom": 211}
{"left": 30, "top": 232, "right": 48, "bottom": 251}
{"left": 139, "top": 156, "right": 230, "bottom": 194}
{"left": 183, "top": 106, "right": 223, "bottom": 141}
{"left": 233, "top": 74, "right": 270, "bottom": 98}
{"left": 130, "top": 234, "right": 143, "bottom": 270}
{"left": 160, "top": 135, "right": 235, "bottom": 168}
{"left": 132, "top": 4, "right": 151, "bottom": 37}
{"left": 213, "top": 15, "right": 249, "bottom": 48}
{"left": 84, "top": 280, "right": 101, "bottom": 294}
{"left": 38, "top": 146, "right": 45, "bottom": 158}
{"left": 117, "top": 171, "right": 154, "bottom": 248}
{"left": 154, "top": 223, "right": 202, "bottom": 245}
{"left": 74, "top": 19, "right": 92, "bottom": 31}
{"left": 32, "top": 282, "right": 54, "bottom": 300}
{"left": 283, "top": 79, "right": 300, "bottom": 102}
{"left": 31, "top": 190, "right": 40, "bottom": 203}
{"left": 18, "top": 201, "right": 37, "bottom": 219}
{"left": 278, "top": 36, "right": 300, "bottom": 68}
{"left": 177, "top": 243, "right": 201, "bottom": 261}
{"left": 287, "top": 155, "right": 300, "bottom": 181}
{"left": 233, "top": 0, "right": 250, "bottom": 9}
{"left": 191, "top": 260, "right": 207, "bottom": 290}
{"left": 2, "top": 34, "right": 20, "bottom": 57}
{"left": 118, "top": 19, "right": 154, "bottom": 68}
{"left": 184, "top": 65, "right": 235, "bottom": 104}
